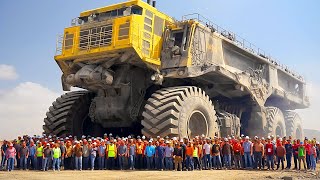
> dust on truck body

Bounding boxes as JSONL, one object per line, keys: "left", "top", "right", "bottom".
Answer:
{"left": 44, "top": 0, "right": 309, "bottom": 139}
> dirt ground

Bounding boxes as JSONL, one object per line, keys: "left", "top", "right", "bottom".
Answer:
{"left": 0, "top": 167, "right": 319, "bottom": 180}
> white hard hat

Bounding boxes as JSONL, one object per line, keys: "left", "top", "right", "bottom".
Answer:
{"left": 224, "top": 138, "right": 228, "bottom": 142}
{"left": 245, "top": 136, "right": 249, "bottom": 139}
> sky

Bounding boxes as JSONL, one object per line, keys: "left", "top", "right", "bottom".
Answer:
{"left": 0, "top": 0, "right": 319, "bottom": 139}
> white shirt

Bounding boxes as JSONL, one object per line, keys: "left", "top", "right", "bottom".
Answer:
{"left": 203, "top": 143, "right": 211, "bottom": 154}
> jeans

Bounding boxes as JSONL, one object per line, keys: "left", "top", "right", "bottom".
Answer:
{"left": 107, "top": 157, "right": 115, "bottom": 170}
{"left": 146, "top": 156, "right": 154, "bottom": 170}
{"left": 306, "top": 154, "right": 310, "bottom": 169}
{"left": 90, "top": 156, "right": 96, "bottom": 170}
{"left": 186, "top": 156, "right": 194, "bottom": 170}
{"left": 234, "top": 154, "right": 242, "bottom": 169}
{"left": 286, "top": 153, "right": 292, "bottom": 169}
{"left": 310, "top": 155, "right": 316, "bottom": 170}
{"left": 27, "top": 156, "right": 36, "bottom": 170}
{"left": 203, "top": 154, "right": 211, "bottom": 169}
{"left": 165, "top": 157, "right": 173, "bottom": 170}
{"left": 37, "top": 157, "right": 42, "bottom": 170}
{"left": 64, "top": 157, "right": 72, "bottom": 170}
{"left": 212, "top": 155, "right": 222, "bottom": 169}
{"left": 223, "top": 154, "right": 231, "bottom": 168}
{"left": 1, "top": 155, "right": 6, "bottom": 169}
{"left": 98, "top": 156, "right": 105, "bottom": 170}
{"left": 82, "top": 157, "right": 89, "bottom": 170}
{"left": 42, "top": 157, "right": 49, "bottom": 171}
{"left": 20, "top": 156, "right": 27, "bottom": 170}
{"left": 136, "top": 154, "right": 143, "bottom": 169}
{"left": 193, "top": 157, "right": 201, "bottom": 170}
{"left": 75, "top": 156, "right": 82, "bottom": 170}
{"left": 156, "top": 157, "right": 164, "bottom": 170}
{"left": 118, "top": 156, "right": 125, "bottom": 170}
{"left": 277, "top": 157, "right": 284, "bottom": 170}
{"left": 52, "top": 158, "right": 60, "bottom": 170}
{"left": 254, "top": 152, "right": 262, "bottom": 169}
{"left": 7, "top": 157, "right": 14, "bottom": 171}
{"left": 244, "top": 152, "right": 252, "bottom": 168}
{"left": 293, "top": 154, "right": 298, "bottom": 169}
{"left": 266, "top": 155, "right": 274, "bottom": 170}
{"left": 129, "top": 155, "right": 135, "bottom": 169}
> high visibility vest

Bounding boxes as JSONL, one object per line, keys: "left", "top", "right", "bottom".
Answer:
{"left": 36, "top": 146, "right": 43, "bottom": 157}
{"left": 193, "top": 146, "right": 198, "bottom": 157}
{"left": 53, "top": 148, "right": 61, "bottom": 159}
{"left": 108, "top": 144, "right": 116, "bottom": 157}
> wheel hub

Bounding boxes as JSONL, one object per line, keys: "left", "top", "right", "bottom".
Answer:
{"left": 188, "top": 110, "right": 208, "bottom": 138}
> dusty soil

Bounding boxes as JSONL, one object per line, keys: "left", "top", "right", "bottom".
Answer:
{"left": 0, "top": 167, "right": 319, "bottom": 180}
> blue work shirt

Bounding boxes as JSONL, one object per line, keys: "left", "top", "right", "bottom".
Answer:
{"left": 28, "top": 145, "right": 36, "bottom": 157}
{"left": 145, "top": 145, "right": 155, "bottom": 157}
{"left": 156, "top": 146, "right": 165, "bottom": 158}
{"left": 243, "top": 141, "right": 252, "bottom": 153}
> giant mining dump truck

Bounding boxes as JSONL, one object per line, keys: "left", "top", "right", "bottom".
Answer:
{"left": 44, "top": 0, "right": 309, "bottom": 139}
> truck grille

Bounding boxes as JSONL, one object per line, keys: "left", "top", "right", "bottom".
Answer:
{"left": 79, "top": 23, "right": 113, "bottom": 50}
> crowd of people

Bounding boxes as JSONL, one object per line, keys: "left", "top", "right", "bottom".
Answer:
{"left": 1, "top": 133, "right": 319, "bottom": 173}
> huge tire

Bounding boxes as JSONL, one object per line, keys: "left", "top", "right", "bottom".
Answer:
{"left": 43, "top": 91, "right": 103, "bottom": 137}
{"left": 142, "top": 86, "right": 219, "bottom": 138}
{"left": 265, "top": 106, "right": 286, "bottom": 137}
{"left": 284, "top": 111, "right": 304, "bottom": 140}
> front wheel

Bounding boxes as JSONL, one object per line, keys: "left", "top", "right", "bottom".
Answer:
{"left": 141, "top": 86, "right": 219, "bottom": 138}
{"left": 43, "top": 91, "right": 104, "bottom": 137}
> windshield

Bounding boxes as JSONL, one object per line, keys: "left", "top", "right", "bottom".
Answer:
{"left": 79, "top": 6, "right": 143, "bottom": 24}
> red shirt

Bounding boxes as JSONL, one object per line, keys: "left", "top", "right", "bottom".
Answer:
{"left": 265, "top": 143, "right": 274, "bottom": 156}
{"left": 233, "top": 143, "right": 242, "bottom": 154}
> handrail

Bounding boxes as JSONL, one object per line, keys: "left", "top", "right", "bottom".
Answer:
{"left": 182, "top": 13, "right": 304, "bottom": 82}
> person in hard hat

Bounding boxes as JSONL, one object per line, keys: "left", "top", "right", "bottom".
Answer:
{"left": 292, "top": 139, "right": 299, "bottom": 170}
{"left": 136, "top": 138, "right": 144, "bottom": 169}
{"left": 1, "top": 140, "right": 8, "bottom": 170}
{"left": 242, "top": 136, "right": 253, "bottom": 169}
{"left": 82, "top": 139, "right": 90, "bottom": 170}
{"left": 265, "top": 137, "right": 275, "bottom": 170}
{"left": 18, "top": 141, "right": 29, "bottom": 170}
{"left": 211, "top": 138, "right": 222, "bottom": 170}
{"left": 117, "top": 140, "right": 127, "bottom": 170}
{"left": 284, "top": 139, "right": 293, "bottom": 170}
{"left": 73, "top": 141, "right": 83, "bottom": 171}
{"left": 106, "top": 139, "right": 117, "bottom": 170}
{"left": 144, "top": 140, "right": 155, "bottom": 170}
{"left": 222, "top": 138, "right": 233, "bottom": 170}
{"left": 276, "top": 140, "right": 286, "bottom": 170}
{"left": 173, "top": 142, "right": 183, "bottom": 171}
{"left": 27, "top": 140, "right": 37, "bottom": 170}
{"left": 185, "top": 142, "right": 194, "bottom": 171}
{"left": 90, "top": 142, "right": 98, "bottom": 170}
{"left": 42, "top": 143, "right": 52, "bottom": 171}
{"left": 202, "top": 138, "right": 212, "bottom": 170}
{"left": 52, "top": 143, "right": 61, "bottom": 171}
{"left": 253, "top": 138, "right": 264, "bottom": 170}
{"left": 5, "top": 143, "right": 16, "bottom": 171}
{"left": 128, "top": 139, "right": 136, "bottom": 170}
{"left": 164, "top": 141, "right": 174, "bottom": 170}
{"left": 233, "top": 139, "right": 243, "bottom": 169}
{"left": 64, "top": 141, "right": 73, "bottom": 170}
{"left": 155, "top": 140, "right": 165, "bottom": 171}
{"left": 298, "top": 141, "right": 307, "bottom": 171}
{"left": 97, "top": 140, "right": 106, "bottom": 170}
{"left": 310, "top": 141, "right": 317, "bottom": 171}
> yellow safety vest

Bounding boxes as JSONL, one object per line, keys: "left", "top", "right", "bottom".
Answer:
{"left": 193, "top": 146, "right": 198, "bottom": 157}
{"left": 53, "top": 148, "right": 61, "bottom": 159}
{"left": 36, "top": 146, "right": 43, "bottom": 157}
{"left": 108, "top": 144, "right": 116, "bottom": 157}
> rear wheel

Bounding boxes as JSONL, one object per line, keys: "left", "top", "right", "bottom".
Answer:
{"left": 43, "top": 91, "right": 104, "bottom": 137}
{"left": 265, "top": 106, "right": 286, "bottom": 137}
{"left": 142, "top": 86, "right": 219, "bottom": 138}
{"left": 284, "top": 111, "right": 304, "bottom": 140}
